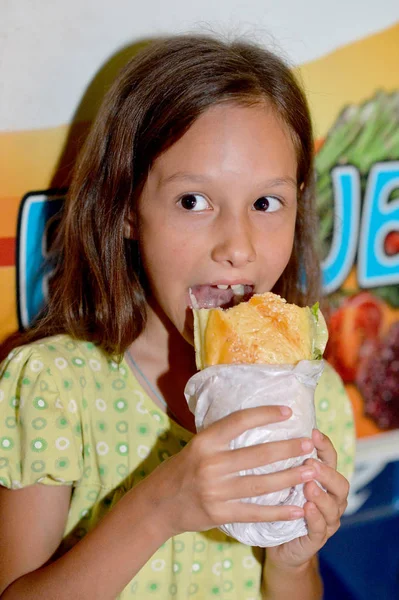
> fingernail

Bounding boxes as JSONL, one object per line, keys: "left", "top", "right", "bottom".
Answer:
{"left": 291, "top": 510, "right": 304, "bottom": 519}
{"left": 280, "top": 406, "right": 291, "bottom": 416}
{"left": 310, "top": 460, "right": 320, "bottom": 473}
{"left": 312, "top": 484, "right": 321, "bottom": 496}
{"left": 308, "top": 502, "right": 318, "bottom": 514}
{"left": 316, "top": 430, "right": 324, "bottom": 442}
{"left": 300, "top": 469, "right": 315, "bottom": 481}
{"left": 301, "top": 439, "right": 313, "bottom": 452}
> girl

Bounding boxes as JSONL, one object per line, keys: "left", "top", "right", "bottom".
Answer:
{"left": 0, "top": 35, "right": 354, "bottom": 599}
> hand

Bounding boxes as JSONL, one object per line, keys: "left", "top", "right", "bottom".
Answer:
{"left": 141, "top": 406, "right": 317, "bottom": 538}
{"left": 266, "top": 429, "right": 350, "bottom": 570}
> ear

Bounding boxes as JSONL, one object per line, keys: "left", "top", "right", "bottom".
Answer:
{"left": 123, "top": 212, "right": 138, "bottom": 240}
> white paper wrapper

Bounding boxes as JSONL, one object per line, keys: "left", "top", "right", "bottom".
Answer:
{"left": 184, "top": 360, "right": 324, "bottom": 547}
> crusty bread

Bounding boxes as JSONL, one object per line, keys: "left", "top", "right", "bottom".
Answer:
{"left": 193, "top": 292, "right": 328, "bottom": 370}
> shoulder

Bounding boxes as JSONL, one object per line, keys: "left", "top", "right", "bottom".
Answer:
{"left": 0, "top": 334, "right": 119, "bottom": 429}
{"left": 315, "top": 361, "right": 356, "bottom": 481}
{"left": 0, "top": 336, "right": 60, "bottom": 397}
{"left": 0, "top": 336, "right": 90, "bottom": 489}
{"left": 1, "top": 334, "right": 115, "bottom": 385}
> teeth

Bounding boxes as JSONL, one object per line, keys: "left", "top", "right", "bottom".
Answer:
{"left": 231, "top": 284, "right": 245, "bottom": 295}
{"left": 215, "top": 284, "right": 246, "bottom": 294}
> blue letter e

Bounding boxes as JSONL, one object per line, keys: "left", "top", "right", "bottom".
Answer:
{"left": 358, "top": 162, "right": 399, "bottom": 288}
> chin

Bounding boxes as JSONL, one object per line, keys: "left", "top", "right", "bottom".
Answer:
{"left": 182, "top": 308, "right": 195, "bottom": 346}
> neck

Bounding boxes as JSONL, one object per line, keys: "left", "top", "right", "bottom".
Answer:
{"left": 127, "top": 301, "right": 197, "bottom": 432}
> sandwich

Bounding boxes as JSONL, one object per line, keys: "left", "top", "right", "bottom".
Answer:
{"left": 193, "top": 292, "right": 328, "bottom": 370}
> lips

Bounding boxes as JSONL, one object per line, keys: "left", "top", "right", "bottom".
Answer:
{"left": 189, "top": 284, "right": 254, "bottom": 309}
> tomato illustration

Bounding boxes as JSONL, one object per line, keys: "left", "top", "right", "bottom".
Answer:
{"left": 326, "top": 292, "right": 384, "bottom": 382}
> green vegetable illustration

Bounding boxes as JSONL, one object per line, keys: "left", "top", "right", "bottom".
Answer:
{"left": 315, "top": 90, "right": 399, "bottom": 306}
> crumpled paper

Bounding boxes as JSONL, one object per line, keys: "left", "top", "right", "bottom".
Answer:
{"left": 184, "top": 360, "right": 324, "bottom": 547}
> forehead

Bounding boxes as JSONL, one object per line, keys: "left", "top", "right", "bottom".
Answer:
{"left": 150, "top": 103, "right": 297, "bottom": 185}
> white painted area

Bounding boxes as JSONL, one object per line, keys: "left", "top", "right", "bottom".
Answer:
{"left": 356, "top": 430, "right": 399, "bottom": 465}
{"left": 346, "top": 430, "right": 399, "bottom": 515}
{"left": 0, "top": 0, "right": 398, "bottom": 130}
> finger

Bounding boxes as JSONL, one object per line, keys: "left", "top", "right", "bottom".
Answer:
{"left": 312, "top": 430, "right": 337, "bottom": 469}
{"left": 303, "top": 501, "right": 327, "bottom": 545}
{"left": 221, "top": 465, "right": 317, "bottom": 500}
{"left": 304, "top": 481, "right": 341, "bottom": 529}
{"left": 205, "top": 406, "right": 292, "bottom": 446}
{"left": 221, "top": 501, "right": 305, "bottom": 525}
{"left": 215, "top": 437, "right": 315, "bottom": 475}
{"left": 304, "top": 458, "right": 350, "bottom": 505}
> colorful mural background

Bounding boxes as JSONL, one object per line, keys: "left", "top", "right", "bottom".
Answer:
{"left": 1, "top": 11, "right": 399, "bottom": 597}
{"left": 2, "top": 23, "right": 398, "bottom": 443}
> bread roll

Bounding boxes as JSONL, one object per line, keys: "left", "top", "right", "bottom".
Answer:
{"left": 193, "top": 292, "right": 328, "bottom": 370}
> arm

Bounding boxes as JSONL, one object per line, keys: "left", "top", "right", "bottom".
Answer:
{"left": 262, "top": 555, "right": 323, "bottom": 600}
{"left": 0, "top": 479, "right": 170, "bottom": 599}
{"left": 1, "top": 406, "right": 316, "bottom": 599}
{"left": 262, "top": 429, "right": 350, "bottom": 600}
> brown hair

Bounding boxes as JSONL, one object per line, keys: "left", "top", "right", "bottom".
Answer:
{"left": 13, "top": 34, "right": 321, "bottom": 357}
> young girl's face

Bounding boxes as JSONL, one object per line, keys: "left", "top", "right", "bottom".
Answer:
{"left": 136, "top": 102, "right": 298, "bottom": 344}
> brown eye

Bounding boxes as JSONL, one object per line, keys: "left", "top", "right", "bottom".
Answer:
{"left": 179, "top": 194, "right": 209, "bottom": 211}
{"left": 254, "top": 197, "right": 269, "bottom": 211}
{"left": 253, "top": 196, "right": 281, "bottom": 212}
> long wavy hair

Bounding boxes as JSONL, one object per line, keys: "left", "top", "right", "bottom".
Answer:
{"left": 9, "top": 34, "right": 320, "bottom": 357}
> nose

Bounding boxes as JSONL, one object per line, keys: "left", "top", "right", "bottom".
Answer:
{"left": 210, "top": 210, "right": 256, "bottom": 268}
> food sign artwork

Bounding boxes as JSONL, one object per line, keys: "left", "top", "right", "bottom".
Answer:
{"left": 316, "top": 91, "right": 399, "bottom": 438}
{"left": 1, "top": 26, "right": 399, "bottom": 445}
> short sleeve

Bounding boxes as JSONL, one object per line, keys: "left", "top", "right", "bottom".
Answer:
{"left": 315, "top": 362, "right": 356, "bottom": 482}
{"left": 0, "top": 345, "right": 83, "bottom": 489}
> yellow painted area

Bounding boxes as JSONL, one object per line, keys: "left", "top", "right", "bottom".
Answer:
{"left": 298, "top": 22, "right": 399, "bottom": 138}
{"left": 0, "top": 124, "right": 70, "bottom": 197}
{"left": 1, "top": 23, "right": 398, "bottom": 349}
{"left": 0, "top": 267, "right": 18, "bottom": 339}
{"left": 0, "top": 197, "right": 20, "bottom": 238}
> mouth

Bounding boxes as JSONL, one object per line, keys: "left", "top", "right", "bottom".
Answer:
{"left": 188, "top": 283, "right": 255, "bottom": 310}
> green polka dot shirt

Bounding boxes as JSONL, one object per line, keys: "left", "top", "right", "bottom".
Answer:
{"left": 0, "top": 335, "right": 355, "bottom": 599}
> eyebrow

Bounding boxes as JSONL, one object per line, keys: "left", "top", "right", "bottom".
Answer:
{"left": 160, "top": 171, "right": 297, "bottom": 189}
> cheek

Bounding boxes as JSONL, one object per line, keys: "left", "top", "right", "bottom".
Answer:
{"left": 258, "top": 219, "right": 296, "bottom": 280}
{"left": 140, "top": 230, "right": 197, "bottom": 288}
{"left": 268, "top": 244, "right": 292, "bottom": 275}
{"left": 260, "top": 217, "right": 295, "bottom": 253}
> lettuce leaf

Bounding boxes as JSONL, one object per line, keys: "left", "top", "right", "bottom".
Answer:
{"left": 310, "top": 303, "right": 329, "bottom": 360}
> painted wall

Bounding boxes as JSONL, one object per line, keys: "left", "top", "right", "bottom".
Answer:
{"left": 1, "top": 4, "right": 399, "bottom": 590}
{"left": 1, "top": 0, "right": 399, "bottom": 484}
